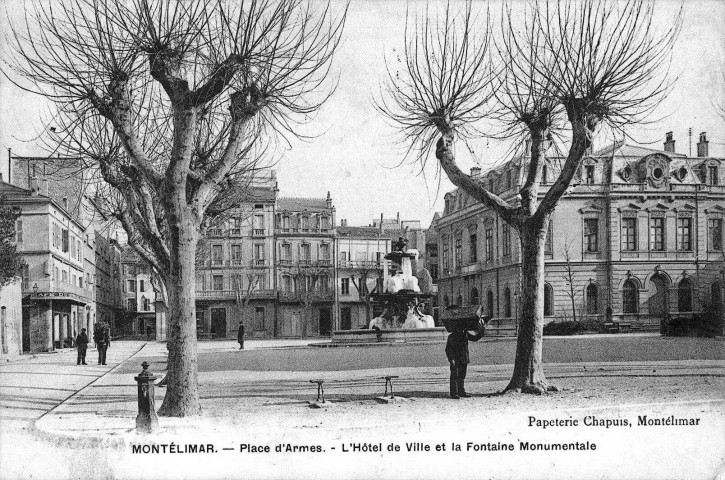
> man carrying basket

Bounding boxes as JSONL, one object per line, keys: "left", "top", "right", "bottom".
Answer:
{"left": 443, "top": 305, "right": 489, "bottom": 399}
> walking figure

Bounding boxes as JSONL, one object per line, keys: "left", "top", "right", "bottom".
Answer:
{"left": 76, "top": 328, "right": 89, "bottom": 365}
{"left": 237, "top": 321, "right": 245, "bottom": 350}
{"left": 94, "top": 323, "right": 111, "bottom": 365}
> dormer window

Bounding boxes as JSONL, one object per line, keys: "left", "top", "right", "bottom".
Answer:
{"left": 542, "top": 165, "right": 548, "bottom": 184}
{"left": 585, "top": 165, "right": 595, "bottom": 184}
{"left": 709, "top": 165, "right": 719, "bottom": 185}
{"left": 652, "top": 167, "right": 664, "bottom": 180}
{"left": 622, "top": 166, "right": 632, "bottom": 181}
{"left": 677, "top": 166, "right": 688, "bottom": 181}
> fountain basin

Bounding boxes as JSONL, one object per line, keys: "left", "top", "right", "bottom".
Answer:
{"left": 331, "top": 327, "right": 447, "bottom": 344}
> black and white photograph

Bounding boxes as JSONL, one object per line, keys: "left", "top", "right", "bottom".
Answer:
{"left": 0, "top": 0, "right": 723, "bottom": 478}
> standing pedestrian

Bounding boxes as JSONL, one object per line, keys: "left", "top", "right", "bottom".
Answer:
{"left": 94, "top": 323, "right": 111, "bottom": 365}
{"left": 445, "top": 327, "right": 485, "bottom": 399}
{"left": 237, "top": 320, "right": 245, "bottom": 350}
{"left": 75, "top": 328, "right": 89, "bottom": 365}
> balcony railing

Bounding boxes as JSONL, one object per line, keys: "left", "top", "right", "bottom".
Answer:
{"left": 230, "top": 259, "right": 245, "bottom": 266}
{"left": 230, "top": 228, "right": 242, "bottom": 236}
{"left": 299, "top": 259, "right": 311, "bottom": 266}
{"left": 208, "top": 228, "right": 223, "bottom": 237}
{"left": 252, "top": 259, "right": 266, "bottom": 267}
{"left": 253, "top": 229, "right": 266, "bottom": 236}
{"left": 338, "top": 260, "right": 382, "bottom": 269}
{"left": 196, "top": 289, "right": 276, "bottom": 299}
{"left": 211, "top": 259, "right": 224, "bottom": 266}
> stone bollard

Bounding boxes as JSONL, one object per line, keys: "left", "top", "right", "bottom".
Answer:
{"left": 134, "top": 361, "right": 159, "bottom": 433}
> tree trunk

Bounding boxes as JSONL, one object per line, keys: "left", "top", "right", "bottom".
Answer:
{"left": 505, "top": 219, "right": 556, "bottom": 394}
{"left": 158, "top": 213, "right": 201, "bottom": 417}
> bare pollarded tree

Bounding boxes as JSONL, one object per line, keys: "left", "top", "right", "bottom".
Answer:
{"left": 5, "top": 0, "right": 346, "bottom": 416}
{"left": 379, "top": 0, "right": 680, "bottom": 394}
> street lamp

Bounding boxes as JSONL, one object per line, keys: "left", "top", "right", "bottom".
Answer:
{"left": 33, "top": 283, "right": 38, "bottom": 296}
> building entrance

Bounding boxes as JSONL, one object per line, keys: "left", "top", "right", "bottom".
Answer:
{"left": 648, "top": 275, "right": 668, "bottom": 320}
{"left": 210, "top": 308, "right": 227, "bottom": 338}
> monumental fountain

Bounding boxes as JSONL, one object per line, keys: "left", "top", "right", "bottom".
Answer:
{"left": 331, "top": 237, "right": 447, "bottom": 344}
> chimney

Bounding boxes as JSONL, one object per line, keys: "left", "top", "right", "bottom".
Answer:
{"left": 29, "top": 177, "right": 40, "bottom": 195}
{"left": 470, "top": 167, "right": 481, "bottom": 177}
{"left": 325, "top": 191, "right": 332, "bottom": 208}
{"left": 340, "top": 219, "right": 347, "bottom": 227}
{"left": 697, "top": 132, "right": 709, "bottom": 158}
{"left": 62, "top": 196, "right": 68, "bottom": 210}
{"left": 664, "top": 131, "right": 675, "bottom": 153}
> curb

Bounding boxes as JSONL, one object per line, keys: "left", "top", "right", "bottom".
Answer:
{"left": 32, "top": 342, "right": 150, "bottom": 448}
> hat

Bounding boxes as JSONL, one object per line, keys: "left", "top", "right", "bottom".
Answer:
{"left": 81, "top": 328, "right": 86, "bottom": 331}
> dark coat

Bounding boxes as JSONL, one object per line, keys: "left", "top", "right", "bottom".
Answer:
{"left": 237, "top": 325, "right": 245, "bottom": 341}
{"left": 94, "top": 328, "right": 110, "bottom": 345}
{"left": 76, "top": 332, "right": 89, "bottom": 349}
{"left": 445, "top": 330, "right": 485, "bottom": 363}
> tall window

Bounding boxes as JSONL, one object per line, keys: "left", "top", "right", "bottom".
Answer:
{"left": 254, "top": 307, "right": 265, "bottom": 331}
{"left": 678, "top": 279, "right": 693, "bottom": 312}
{"left": 300, "top": 244, "right": 311, "bottom": 262}
{"left": 139, "top": 280, "right": 145, "bottom": 292}
{"left": 127, "top": 299, "right": 135, "bottom": 311}
{"left": 231, "top": 244, "right": 242, "bottom": 264}
{"left": 503, "top": 287, "right": 511, "bottom": 317}
{"left": 281, "top": 215, "right": 290, "bottom": 232}
{"left": 650, "top": 217, "right": 665, "bottom": 251}
{"left": 677, "top": 217, "right": 692, "bottom": 251}
{"left": 254, "top": 244, "right": 264, "bottom": 260}
{"left": 485, "top": 227, "right": 493, "bottom": 261}
{"left": 212, "top": 245, "right": 223, "bottom": 265}
{"left": 300, "top": 216, "right": 309, "bottom": 231}
{"left": 281, "top": 243, "right": 291, "bottom": 261}
{"left": 584, "top": 218, "right": 599, "bottom": 252}
{"left": 469, "top": 234, "right": 477, "bottom": 263}
{"left": 709, "top": 218, "right": 723, "bottom": 251}
{"left": 709, "top": 166, "right": 719, "bottom": 185}
{"left": 586, "top": 284, "right": 598, "bottom": 314}
{"left": 128, "top": 279, "right": 136, "bottom": 292}
{"left": 231, "top": 217, "right": 242, "bottom": 235}
{"left": 545, "top": 220, "right": 553, "bottom": 255}
{"left": 470, "top": 288, "right": 479, "bottom": 305}
{"left": 341, "top": 278, "right": 350, "bottom": 295}
{"left": 621, "top": 217, "right": 637, "bottom": 251}
{"left": 622, "top": 280, "right": 638, "bottom": 313}
{"left": 544, "top": 284, "right": 553, "bottom": 316}
{"left": 454, "top": 236, "right": 462, "bottom": 268}
{"left": 212, "top": 275, "right": 224, "bottom": 291}
{"left": 585, "top": 165, "right": 595, "bottom": 184}
{"left": 282, "top": 275, "right": 293, "bottom": 292}
{"left": 486, "top": 290, "right": 494, "bottom": 317}
{"left": 15, "top": 220, "right": 22, "bottom": 243}
{"left": 502, "top": 223, "right": 511, "bottom": 257}
{"left": 320, "top": 244, "right": 330, "bottom": 261}
{"left": 442, "top": 237, "right": 450, "bottom": 271}
{"left": 253, "top": 215, "right": 264, "bottom": 234}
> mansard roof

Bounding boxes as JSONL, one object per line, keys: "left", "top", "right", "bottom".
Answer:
{"left": 277, "top": 197, "right": 330, "bottom": 212}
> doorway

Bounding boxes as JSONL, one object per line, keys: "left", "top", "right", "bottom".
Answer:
{"left": 210, "top": 308, "right": 227, "bottom": 338}
{"left": 648, "top": 275, "right": 668, "bottom": 320}
{"left": 340, "top": 307, "right": 351, "bottom": 330}
{"left": 319, "top": 307, "right": 332, "bottom": 336}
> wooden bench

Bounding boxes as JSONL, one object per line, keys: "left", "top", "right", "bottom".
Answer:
{"left": 619, "top": 323, "right": 632, "bottom": 333}
{"left": 381, "top": 375, "right": 399, "bottom": 399}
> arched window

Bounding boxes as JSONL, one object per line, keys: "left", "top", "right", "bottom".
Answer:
{"left": 586, "top": 284, "right": 598, "bottom": 314}
{"left": 544, "top": 284, "right": 554, "bottom": 316}
{"left": 503, "top": 287, "right": 511, "bottom": 317}
{"left": 622, "top": 280, "right": 638, "bottom": 314}
{"left": 443, "top": 295, "right": 449, "bottom": 308}
{"left": 678, "top": 279, "right": 693, "bottom": 312}
{"left": 486, "top": 290, "right": 494, "bottom": 317}
{"left": 456, "top": 294, "right": 463, "bottom": 306}
{"left": 470, "top": 288, "right": 479, "bottom": 305}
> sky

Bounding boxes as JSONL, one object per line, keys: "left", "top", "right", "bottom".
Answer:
{"left": 1, "top": 0, "right": 724, "bottom": 229}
